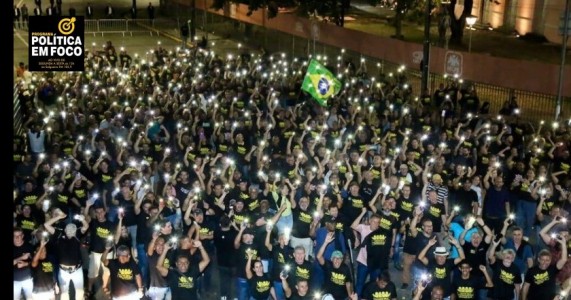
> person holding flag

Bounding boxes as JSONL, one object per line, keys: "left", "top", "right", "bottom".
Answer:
{"left": 301, "top": 59, "right": 342, "bottom": 107}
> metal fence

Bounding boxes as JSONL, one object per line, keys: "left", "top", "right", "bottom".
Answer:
{"left": 163, "top": 2, "right": 569, "bottom": 122}
{"left": 85, "top": 19, "right": 163, "bottom": 36}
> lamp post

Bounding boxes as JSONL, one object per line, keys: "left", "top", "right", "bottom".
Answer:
{"left": 466, "top": 15, "right": 478, "bottom": 52}
{"left": 420, "top": 0, "right": 432, "bottom": 94}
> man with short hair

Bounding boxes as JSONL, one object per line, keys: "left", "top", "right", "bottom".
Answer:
{"left": 101, "top": 245, "right": 144, "bottom": 300}
{"left": 316, "top": 232, "right": 355, "bottom": 300}
{"left": 84, "top": 202, "right": 116, "bottom": 298}
{"left": 44, "top": 210, "right": 89, "bottom": 300}
{"left": 451, "top": 261, "right": 493, "bottom": 300}
{"left": 156, "top": 240, "right": 211, "bottom": 300}
{"left": 14, "top": 227, "right": 34, "bottom": 300}
{"left": 521, "top": 246, "right": 568, "bottom": 300}
{"left": 417, "top": 235, "right": 465, "bottom": 300}
{"left": 482, "top": 169, "right": 511, "bottom": 234}
{"left": 488, "top": 239, "right": 522, "bottom": 300}
{"left": 500, "top": 220, "right": 534, "bottom": 278}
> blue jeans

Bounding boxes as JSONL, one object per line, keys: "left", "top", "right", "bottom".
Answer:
{"left": 273, "top": 281, "right": 285, "bottom": 300}
{"left": 356, "top": 262, "right": 381, "bottom": 296}
{"left": 237, "top": 277, "right": 250, "bottom": 300}
{"left": 136, "top": 244, "right": 149, "bottom": 287}
{"left": 310, "top": 260, "right": 324, "bottom": 291}
{"left": 393, "top": 233, "right": 402, "bottom": 265}
{"left": 276, "top": 214, "right": 293, "bottom": 235}
{"left": 516, "top": 200, "right": 537, "bottom": 238}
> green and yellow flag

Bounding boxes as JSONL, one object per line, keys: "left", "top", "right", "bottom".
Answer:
{"left": 301, "top": 59, "right": 342, "bottom": 107}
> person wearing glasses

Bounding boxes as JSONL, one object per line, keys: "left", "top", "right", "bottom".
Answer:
{"left": 101, "top": 245, "right": 144, "bottom": 300}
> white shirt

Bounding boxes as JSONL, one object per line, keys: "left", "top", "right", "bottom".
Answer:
{"left": 28, "top": 129, "right": 46, "bottom": 153}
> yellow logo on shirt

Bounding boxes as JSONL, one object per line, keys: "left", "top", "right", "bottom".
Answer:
{"left": 456, "top": 286, "right": 474, "bottom": 299}
{"left": 434, "top": 267, "right": 446, "bottom": 279}
{"left": 178, "top": 276, "right": 194, "bottom": 289}
{"left": 371, "top": 234, "right": 387, "bottom": 246}
{"left": 117, "top": 268, "right": 133, "bottom": 280}
{"left": 533, "top": 271, "right": 549, "bottom": 285}
{"left": 372, "top": 291, "right": 392, "bottom": 300}
{"left": 500, "top": 269, "right": 514, "bottom": 284}
{"left": 42, "top": 262, "right": 53, "bottom": 273}
{"left": 256, "top": 280, "right": 270, "bottom": 293}
{"left": 296, "top": 267, "right": 310, "bottom": 279}
{"left": 331, "top": 272, "right": 346, "bottom": 285}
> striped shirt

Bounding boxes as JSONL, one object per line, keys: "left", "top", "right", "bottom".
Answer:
{"left": 426, "top": 182, "right": 448, "bottom": 205}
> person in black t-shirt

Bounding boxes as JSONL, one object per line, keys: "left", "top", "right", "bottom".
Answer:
{"left": 361, "top": 271, "right": 398, "bottom": 300}
{"left": 265, "top": 220, "right": 293, "bottom": 300}
{"left": 417, "top": 236, "right": 465, "bottom": 300}
{"left": 14, "top": 227, "right": 35, "bottom": 300}
{"left": 146, "top": 235, "right": 174, "bottom": 300}
{"left": 459, "top": 217, "right": 493, "bottom": 273}
{"left": 44, "top": 210, "right": 89, "bottom": 300}
{"left": 281, "top": 275, "right": 313, "bottom": 300}
{"left": 102, "top": 245, "right": 144, "bottom": 299}
{"left": 214, "top": 216, "right": 238, "bottom": 299}
{"left": 84, "top": 201, "right": 116, "bottom": 296}
{"left": 156, "top": 240, "right": 211, "bottom": 300}
{"left": 522, "top": 247, "right": 568, "bottom": 300}
{"left": 451, "top": 261, "right": 493, "bottom": 300}
{"left": 316, "top": 232, "right": 355, "bottom": 300}
{"left": 31, "top": 238, "right": 58, "bottom": 300}
{"left": 488, "top": 240, "right": 522, "bottom": 300}
{"left": 245, "top": 253, "right": 276, "bottom": 300}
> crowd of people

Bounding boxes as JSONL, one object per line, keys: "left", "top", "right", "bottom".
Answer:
{"left": 12, "top": 39, "right": 571, "bottom": 300}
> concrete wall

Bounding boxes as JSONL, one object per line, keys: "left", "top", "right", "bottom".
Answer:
{"left": 182, "top": 0, "right": 571, "bottom": 96}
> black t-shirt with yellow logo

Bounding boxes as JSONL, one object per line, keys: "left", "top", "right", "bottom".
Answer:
{"left": 249, "top": 274, "right": 273, "bottom": 300}
{"left": 343, "top": 194, "right": 366, "bottom": 222}
{"left": 425, "top": 260, "right": 455, "bottom": 298}
{"left": 364, "top": 228, "right": 393, "bottom": 269}
{"left": 16, "top": 215, "right": 39, "bottom": 242}
{"left": 166, "top": 264, "right": 201, "bottom": 300}
{"left": 524, "top": 265, "right": 559, "bottom": 300}
{"left": 292, "top": 207, "right": 313, "bottom": 239}
{"left": 237, "top": 244, "right": 260, "bottom": 279}
{"left": 362, "top": 281, "right": 398, "bottom": 300}
{"left": 451, "top": 275, "right": 485, "bottom": 299}
{"left": 426, "top": 202, "right": 446, "bottom": 232}
{"left": 89, "top": 219, "right": 116, "bottom": 253}
{"left": 108, "top": 259, "right": 140, "bottom": 297}
{"left": 489, "top": 261, "right": 521, "bottom": 300}
{"left": 32, "top": 258, "right": 57, "bottom": 293}
{"left": 288, "top": 260, "right": 312, "bottom": 287}
{"left": 322, "top": 261, "right": 351, "bottom": 299}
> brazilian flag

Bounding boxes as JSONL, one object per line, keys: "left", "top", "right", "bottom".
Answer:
{"left": 301, "top": 59, "right": 342, "bottom": 107}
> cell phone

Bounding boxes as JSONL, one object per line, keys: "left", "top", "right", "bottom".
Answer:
{"left": 494, "top": 234, "right": 503, "bottom": 243}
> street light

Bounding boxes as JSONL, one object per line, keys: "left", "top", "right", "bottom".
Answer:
{"left": 466, "top": 15, "right": 478, "bottom": 52}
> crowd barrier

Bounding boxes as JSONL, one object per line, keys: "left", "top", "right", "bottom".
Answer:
{"left": 84, "top": 19, "right": 161, "bottom": 36}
